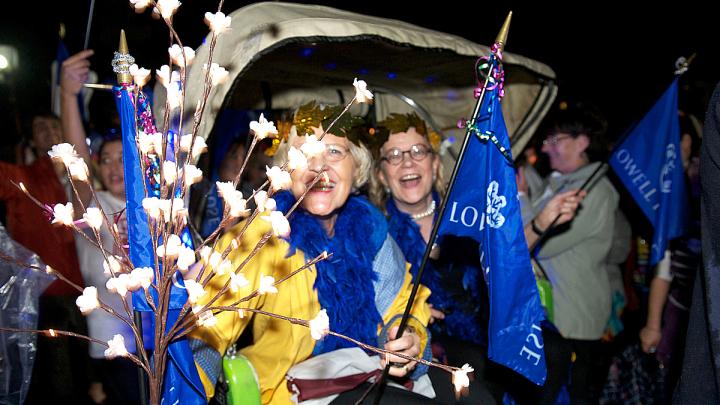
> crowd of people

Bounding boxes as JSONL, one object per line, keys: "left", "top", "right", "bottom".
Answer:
{"left": 0, "top": 46, "right": 706, "bottom": 405}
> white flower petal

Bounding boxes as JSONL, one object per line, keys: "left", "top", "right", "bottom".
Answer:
{"left": 104, "top": 334, "right": 128, "bottom": 359}
{"left": 83, "top": 207, "right": 103, "bottom": 230}
{"left": 76, "top": 287, "right": 100, "bottom": 315}
{"left": 249, "top": 113, "right": 278, "bottom": 140}
{"left": 309, "top": 309, "right": 330, "bottom": 340}
{"left": 353, "top": 78, "right": 374, "bottom": 103}
{"left": 266, "top": 166, "right": 292, "bottom": 191}
{"left": 52, "top": 202, "right": 75, "bottom": 226}
{"left": 261, "top": 210, "right": 290, "bottom": 238}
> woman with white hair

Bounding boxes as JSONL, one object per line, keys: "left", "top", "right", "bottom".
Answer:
{"left": 189, "top": 102, "right": 437, "bottom": 404}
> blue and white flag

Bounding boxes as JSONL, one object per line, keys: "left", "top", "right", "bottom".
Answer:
{"left": 116, "top": 88, "right": 206, "bottom": 404}
{"left": 438, "top": 76, "right": 547, "bottom": 385}
{"left": 610, "top": 78, "right": 687, "bottom": 264}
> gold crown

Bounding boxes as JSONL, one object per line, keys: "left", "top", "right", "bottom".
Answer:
{"left": 374, "top": 112, "right": 440, "bottom": 153}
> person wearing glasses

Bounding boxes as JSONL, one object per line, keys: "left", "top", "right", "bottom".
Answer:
{"left": 369, "top": 112, "right": 584, "bottom": 404}
{"left": 189, "top": 103, "right": 438, "bottom": 404}
{"left": 525, "top": 106, "right": 620, "bottom": 404}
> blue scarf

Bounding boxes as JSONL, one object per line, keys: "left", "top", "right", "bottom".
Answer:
{"left": 275, "top": 191, "right": 387, "bottom": 354}
{"left": 386, "top": 197, "right": 487, "bottom": 345}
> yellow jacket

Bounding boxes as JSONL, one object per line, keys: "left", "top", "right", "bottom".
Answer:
{"left": 190, "top": 219, "right": 432, "bottom": 404}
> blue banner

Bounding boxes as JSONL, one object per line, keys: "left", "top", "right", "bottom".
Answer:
{"left": 116, "top": 88, "right": 205, "bottom": 404}
{"left": 438, "top": 79, "right": 547, "bottom": 385}
{"left": 609, "top": 78, "right": 687, "bottom": 264}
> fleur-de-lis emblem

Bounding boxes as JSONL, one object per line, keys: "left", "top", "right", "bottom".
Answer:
{"left": 486, "top": 181, "right": 506, "bottom": 229}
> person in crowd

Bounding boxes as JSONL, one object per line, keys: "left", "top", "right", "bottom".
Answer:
{"left": 369, "top": 112, "right": 584, "bottom": 404}
{"left": 190, "top": 138, "right": 248, "bottom": 243}
{"left": 0, "top": 111, "right": 88, "bottom": 402}
{"left": 189, "top": 102, "right": 437, "bottom": 404}
{"left": 639, "top": 113, "right": 701, "bottom": 399}
{"left": 528, "top": 106, "right": 618, "bottom": 404}
{"left": 673, "top": 80, "right": 720, "bottom": 404}
{"left": 59, "top": 49, "right": 140, "bottom": 404}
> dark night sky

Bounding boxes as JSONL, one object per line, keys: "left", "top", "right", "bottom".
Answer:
{"left": 1, "top": 1, "right": 718, "bottom": 149}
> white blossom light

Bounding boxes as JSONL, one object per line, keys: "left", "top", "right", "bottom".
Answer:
{"left": 309, "top": 309, "right": 330, "bottom": 340}
{"left": 287, "top": 146, "right": 308, "bottom": 171}
{"left": 452, "top": 364, "right": 474, "bottom": 393}
{"left": 300, "top": 135, "right": 325, "bottom": 158}
{"left": 168, "top": 44, "right": 195, "bottom": 67}
{"left": 103, "top": 255, "right": 124, "bottom": 275}
{"left": 353, "top": 78, "right": 374, "bottom": 103}
{"left": 204, "top": 11, "right": 232, "bottom": 33}
{"left": 184, "top": 279, "right": 206, "bottom": 304}
{"left": 229, "top": 272, "right": 249, "bottom": 293}
{"left": 130, "top": 267, "right": 154, "bottom": 290}
{"left": 83, "top": 207, "right": 103, "bottom": 230}
{"left": 203, "top": 63, "right": 229, "bottom": 86}
{"left": 52, "top": 202, "right": 75, "bottom": 226}
{"left": 106, "top": 274, "right": 131, "bottom": 297}
{"left": 104, "top": 334, "right": 129, "bottom": 359}
{"left": 76, "top": 287, "right": 100, "bottom": 315}
{"left": 68, "top": 159, "right": 89, "bottom": 182}
{"left": 249, "top": 113, "right": 278, "bottom": 140}
{"left": 155, "top": 0, "right": 181, "bottom": 20}
{"left": 176, "top": 246, "right": 197, "bottom": 271}
{"left": 257, "top": 274, "right": 278, "bottom": 295}
{"left": 129, "top": 64, "right": 151, "bottom": 87}
{"left": 156, "top": 234, "right": 182, "bottom": 258}
{"left": 262, "top": 210, "right": 290, "bottom": 238}
{"left": 48, "top": 143, "right": 79, "bottom": 166}
{"left": 266, "top": 166, "right": 292, "bottom": 191}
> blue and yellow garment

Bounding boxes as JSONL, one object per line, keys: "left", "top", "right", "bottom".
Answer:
{"left": 190, "top": 193, "right": 431, "bottom": 404}
{"left": 386, "top": 195, "right": 489, "bottom": 346}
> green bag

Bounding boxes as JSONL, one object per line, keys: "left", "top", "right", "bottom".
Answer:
{"left": 532, "top": 259, "right": 554, "bottom": 322}
{"left": 223, "top": 347, "right": 261, "bottom": 405}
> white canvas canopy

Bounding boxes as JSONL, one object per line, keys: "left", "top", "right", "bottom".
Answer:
{"left": 155, "top": 1, "right": 557, "bottom": 158}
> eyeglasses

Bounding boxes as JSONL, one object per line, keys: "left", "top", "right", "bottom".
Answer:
{"left": 542, "top": 134, "right": 573, "bottom": 146}
{"left": 380, "top": 144, "right": 432, "bottom": 165}
{"left": 323, "top": 143, "right": 350, "bottom": 163}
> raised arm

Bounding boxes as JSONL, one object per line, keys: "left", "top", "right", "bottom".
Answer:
{"left": 60, "top": 49, "right": 94, "bottom": 209}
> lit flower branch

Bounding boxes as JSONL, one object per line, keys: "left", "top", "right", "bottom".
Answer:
{"left": 0, "top": 4, "right": 475, "bottom": 403}
{"left": 316, "top": 77, "right": 374, "bottom": 141}
{"left": 0, "top": 326, "right": 151, "bottom": 375}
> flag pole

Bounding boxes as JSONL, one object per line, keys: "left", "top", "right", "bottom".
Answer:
{"left": 114, "top": 30, "right": 149, "bottom": 405}
{"left": 370, "top": 12, "right": 513, "bottom": 404}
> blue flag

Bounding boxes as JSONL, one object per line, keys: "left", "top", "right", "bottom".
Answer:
{"left": 609, "top": 78, "right": 687, "bottom": 264}
{"left": 52, "top": 40, "right": 86, "bottom": 121}
{"left": 438, "top": 81, "right": 547, "bottom": 385}
{"left": 116, "top": 88, "right": 206, "bottom": 404}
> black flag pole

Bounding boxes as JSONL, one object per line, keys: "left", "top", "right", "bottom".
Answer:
{"left": 369, "top": 12, "right": 513, "bottom": 404}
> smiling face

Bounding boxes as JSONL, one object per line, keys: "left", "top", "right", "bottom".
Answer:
{"left": 31, "top": 116, "right": 63, "bottom": 155}
{"left": 377, "top": 127, "right": 439, "bottom": 213}
{"left": 290, "top": 129, "right": 356, "bottom": 230}
{"left": 541, "top": 132, "right": 589, "bottom": 174}
{"left": 98, "top": 140, "right": 125, "bottom": 199}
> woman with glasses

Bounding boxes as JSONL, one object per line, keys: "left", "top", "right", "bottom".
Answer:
{"left": 528, "top": 106, "right": 619, "bottom": 404}
{"left": 369, "top": 112, "right": 497, "bottom": 404}
{"left": 189, "top": 103, "right": 438, "bottom": 404}
{"left": 369, "top": 112, "right": 584, "bottom": 404}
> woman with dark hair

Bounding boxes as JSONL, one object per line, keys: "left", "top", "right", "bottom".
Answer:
{"left": 60, "top": 50, "right": 139, "bottom": 404}
{"left": 529, "top": 106, "right": 619, "bottom": 404}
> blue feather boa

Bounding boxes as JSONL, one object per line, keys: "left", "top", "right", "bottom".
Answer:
{"left": 386, "top": 197, "right": 488, "bottom": 345}
{"left": 275, "top": 191, "right": 387, "bottom": 354}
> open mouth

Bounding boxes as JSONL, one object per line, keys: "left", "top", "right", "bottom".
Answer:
{"left": 399, "top": 173, "right": 421, "bottom": 188}
{"left": 309, "top": 180, "right": 335, "bottom": 192}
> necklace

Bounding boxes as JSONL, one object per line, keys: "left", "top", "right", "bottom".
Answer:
{"left": 411, "top": 200, "right": 436, "bottom": 220}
